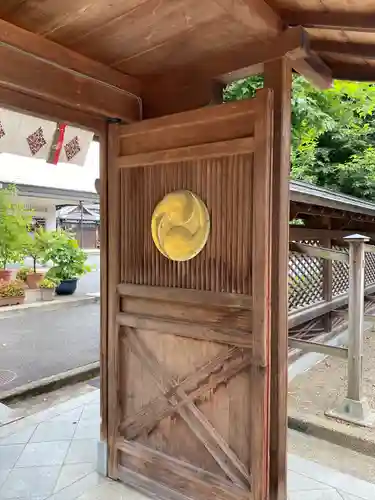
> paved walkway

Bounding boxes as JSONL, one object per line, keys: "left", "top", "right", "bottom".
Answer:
{"left": 0, "top": 304, "right": 99, "bottom": 392}
{"left": 0, "top": 389, "right": 374, "bottom": 499}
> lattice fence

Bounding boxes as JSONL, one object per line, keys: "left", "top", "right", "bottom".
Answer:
{"left": 288, "top": 240, "right": 323, "bottom": 311}
{"left": 288, "top": 240, "right": 375, "bottom": 312}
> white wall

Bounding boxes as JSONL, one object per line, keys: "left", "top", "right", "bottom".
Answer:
{"left": 0, "top": 142, "right": 99, "bottom": 193}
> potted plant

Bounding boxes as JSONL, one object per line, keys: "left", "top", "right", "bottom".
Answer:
{"left": 24, "top": 229, "right": 51, "bottom": 289}
{"left": 16, "top": 267, "right": 32, "bottom": 284}
{"left": 0, "top": 185, "right": 31, "bottom": 282}
{"left": 44, "top": 230, "right": 91, "bottom": 296}
{"left": 0, "top": 279, "right": 25, "bottom": 307}
{"left": 39, "top": 278, "right": 57, "bottom": 301}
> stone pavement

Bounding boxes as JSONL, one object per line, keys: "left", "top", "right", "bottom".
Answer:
{"left": 0, "top": 389, "right": 375, "bottom": 499}
{"left": 0, "top": 304, "right": 99, "bottom": 392}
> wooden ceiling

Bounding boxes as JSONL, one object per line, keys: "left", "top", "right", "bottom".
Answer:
{"left": 1, "top": 0, "right": 375, "bottom": 123}
{"left": 2, "top": 0, "right": 375, "bottom": 81}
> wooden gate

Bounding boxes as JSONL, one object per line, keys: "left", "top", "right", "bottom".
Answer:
{"left": 106, "top": 89, "right": 274, "bottom": 500}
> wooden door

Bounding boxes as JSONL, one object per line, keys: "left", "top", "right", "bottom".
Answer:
{"left": 106, "top": 89, "right": 274, "bottom": 500}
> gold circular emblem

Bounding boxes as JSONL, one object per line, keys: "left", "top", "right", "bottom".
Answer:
{"left": 151, "top": 190, "right": 210, "bottom": 261}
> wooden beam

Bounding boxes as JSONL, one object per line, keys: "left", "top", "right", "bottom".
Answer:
{"left": 288, "top": 339, "right": 348, "bottom": 359}
{"left": 264, "top": 58, "right": 291, "bottom": 500}
{"left": 281, "top": 9, "right": 375, "bottom": 32}
{"left": 312, "top": 40, "right": 375, "bottom": 59}
{"left": 330, "top": 63, "right": 375, "bottom": 83}
{"left": 0, "top": 21, "right": 141, "bottom": 123}
{"left": 292, "top": 53, "right": 332, "bottom": 89}
{"left": 0, "top": 86, "right": 105, "bottom": 134}
{"left": 142, "top": 27, "right": 331, "bottom": 116}
{"left": 0, "top": 19, "right": 140, "bottom": 95}
{"left": 289, "top": 227, "right": 375, "bottom": 241}
{"left": 289, "top": 242, "right": 349, "bottom": 262}
{"left": 116, "top": 137, "right": 255, "bottom": 168}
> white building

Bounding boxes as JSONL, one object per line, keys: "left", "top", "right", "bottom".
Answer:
{"left": 0, "top": 142, "right": 99, "bottom": 231}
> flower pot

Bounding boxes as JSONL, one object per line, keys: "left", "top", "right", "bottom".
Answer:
{"left": 0, "top": 269, "right": 12, "bottom": 282}
{"left": 55, "top": 278, "right": 78, "bottom": 296}
{"left": 0, "top": 296, "right": 25, "bottom": 307}
{"left": 40, "top": 288, "right": 55, "bottom": 301}
{"left": 26, "top": 272, "right": 44, "bottom": 289}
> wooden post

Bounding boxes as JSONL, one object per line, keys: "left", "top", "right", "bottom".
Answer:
{"left": 322, "top": 236, "right": 333, "bottom": 332}
{"left": 346, "top": 235, "right": 367, "bottom": 402}
{"left": 264, "top": 58, "right": 292, "bottom": 500}
{"left": 326, "top": 234, "right": 375, "bottom": 427}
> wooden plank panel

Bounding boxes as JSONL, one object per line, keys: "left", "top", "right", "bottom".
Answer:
{"left": 118, "top": 284, "right": 252, "bottom": 309}
{"left": 119, "top": 156, "right": 253, "bottom": 294}
{"left": 0, "top": 44, "right": 140, "bottom": 122}
{"left": 120, "top": 297, "right": 252, "bottom": 330}
{"left": 117, "top": 441, "right": 250, "bottom": 500}
{"left": 117, "top": 138, "right": 255, "bottom": 168}
{"left": 119, "top": 99, "right": 257, "bottom": 154}
{"left": 126, "top": 330, "right": 251, "bottom": 488}
{"left": 121, "top": 347, "right": 252, "bottom": 438}
{"left": 117, "top": 314, "right": 253, "bottom": 348}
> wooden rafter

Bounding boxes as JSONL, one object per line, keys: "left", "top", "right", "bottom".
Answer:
{"left": 329, "top": 62, "right": 375, "bottom": 83}
{"left": 124, "top": 329, "right": 251, "bottom": 489}
{"left": 143, "top": 25, "right": 331, "bottom": 116}
{"left": 281, "top": 9, "right": 375, "bottom": 32}
{"left": 0, "top": 19, "right": 141, "bottom": 123}
{"left": 292, "top": 53, "right": 332, "bottom": 89}
{"left": 311, "top": 40, "right": 375, "bottom": 60}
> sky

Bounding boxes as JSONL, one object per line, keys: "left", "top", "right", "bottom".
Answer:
{"left": 0, "top": 141, "right": 99, "bottom": 193}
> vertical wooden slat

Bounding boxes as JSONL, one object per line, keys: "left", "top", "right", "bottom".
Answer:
{"left": 250, "top": 88, "right": 273, "bottom": 500}
{"left": 99, "top": 125, "right": 109, "bottom": 442}
{"left": 264, "top": 58, "right": 292, "bottom": 500}
{"left": 107, "top": 123, "right": 121, "bottom": 479}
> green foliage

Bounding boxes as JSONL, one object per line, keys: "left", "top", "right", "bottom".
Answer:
{"left": 25, "top": 229, "right": 54, "bottom": 273}
{"left": 39, "top": 278, "right": 57, "bottom": 289}
{"left": 224, "top": 76, "right": 375, "bottom": 199}
{"left": 0, "top": 280, "right": 25, "bottom": 298}
{"left": 16, "top": 267, "right": 32, "bottom": 282}
{"left": 43, "top": 230, "right": 91, "bottom": 281}
{"left": 0, "top": 186, "right": 32, "bottom": 269}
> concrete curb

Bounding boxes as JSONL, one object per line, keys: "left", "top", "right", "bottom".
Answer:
{"left": 288, "top": 412, "right": 375, "bottom": 458}
{"left": 0, "top": 362, "right": 100, "bottom": 404}
{"left": 0, "top": 294, "right": 99, "bottom": 319}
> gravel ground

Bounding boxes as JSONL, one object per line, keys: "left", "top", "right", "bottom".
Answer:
{"left": 289, "top": 326, "right": 375, "bottom": 441}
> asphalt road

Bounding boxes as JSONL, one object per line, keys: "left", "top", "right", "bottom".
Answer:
{"left": 0, "top": 303, "right": 99, "bottom": 393}
{"left": 1, "top": 253, "right": 100, "bottom": 393}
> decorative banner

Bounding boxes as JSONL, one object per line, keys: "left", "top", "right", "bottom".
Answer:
{"left": 0, "top": 108, "right": 55, "bottom": 159}
{"left": 0, "top": 108, "right": 94, "bottom": 166}
{"left": 151, "top": 190, "right": 210, "bottom": 262}
{"left": 58, "top": 125, "right": 94, "bottom": 166}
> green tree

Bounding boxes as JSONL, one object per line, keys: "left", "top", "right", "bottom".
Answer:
{"left": 0, "top": 185, "right": 31, "bottom": 269}
{"left": 224, "top": 76, "right": 375, "bottom": 199}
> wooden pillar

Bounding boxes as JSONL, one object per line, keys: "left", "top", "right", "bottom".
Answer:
{"left": 99, "top": 125, "right": 109, "bottom": 443}
{"left": 264, "top": 58, "right": 292, "bottom": 500}
{"left": 107, "top": 123, "right": 121, "bottom": 479}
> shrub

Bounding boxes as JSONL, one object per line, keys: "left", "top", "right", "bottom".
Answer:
{"left": 0, "top": 280, "right": 25, "bottom": 298}
{"left": 16, "top": 267, "right": 32, "bottom": 282}
{"left": 39, "top": 278, "right": 57, "bottom": 289}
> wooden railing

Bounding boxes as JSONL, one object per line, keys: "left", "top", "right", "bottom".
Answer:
{"left": 288, "top": 236, "right": 375, "bottom": 329}
{"left": 288, "top": 235, "right": 375, "bottom": 426}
